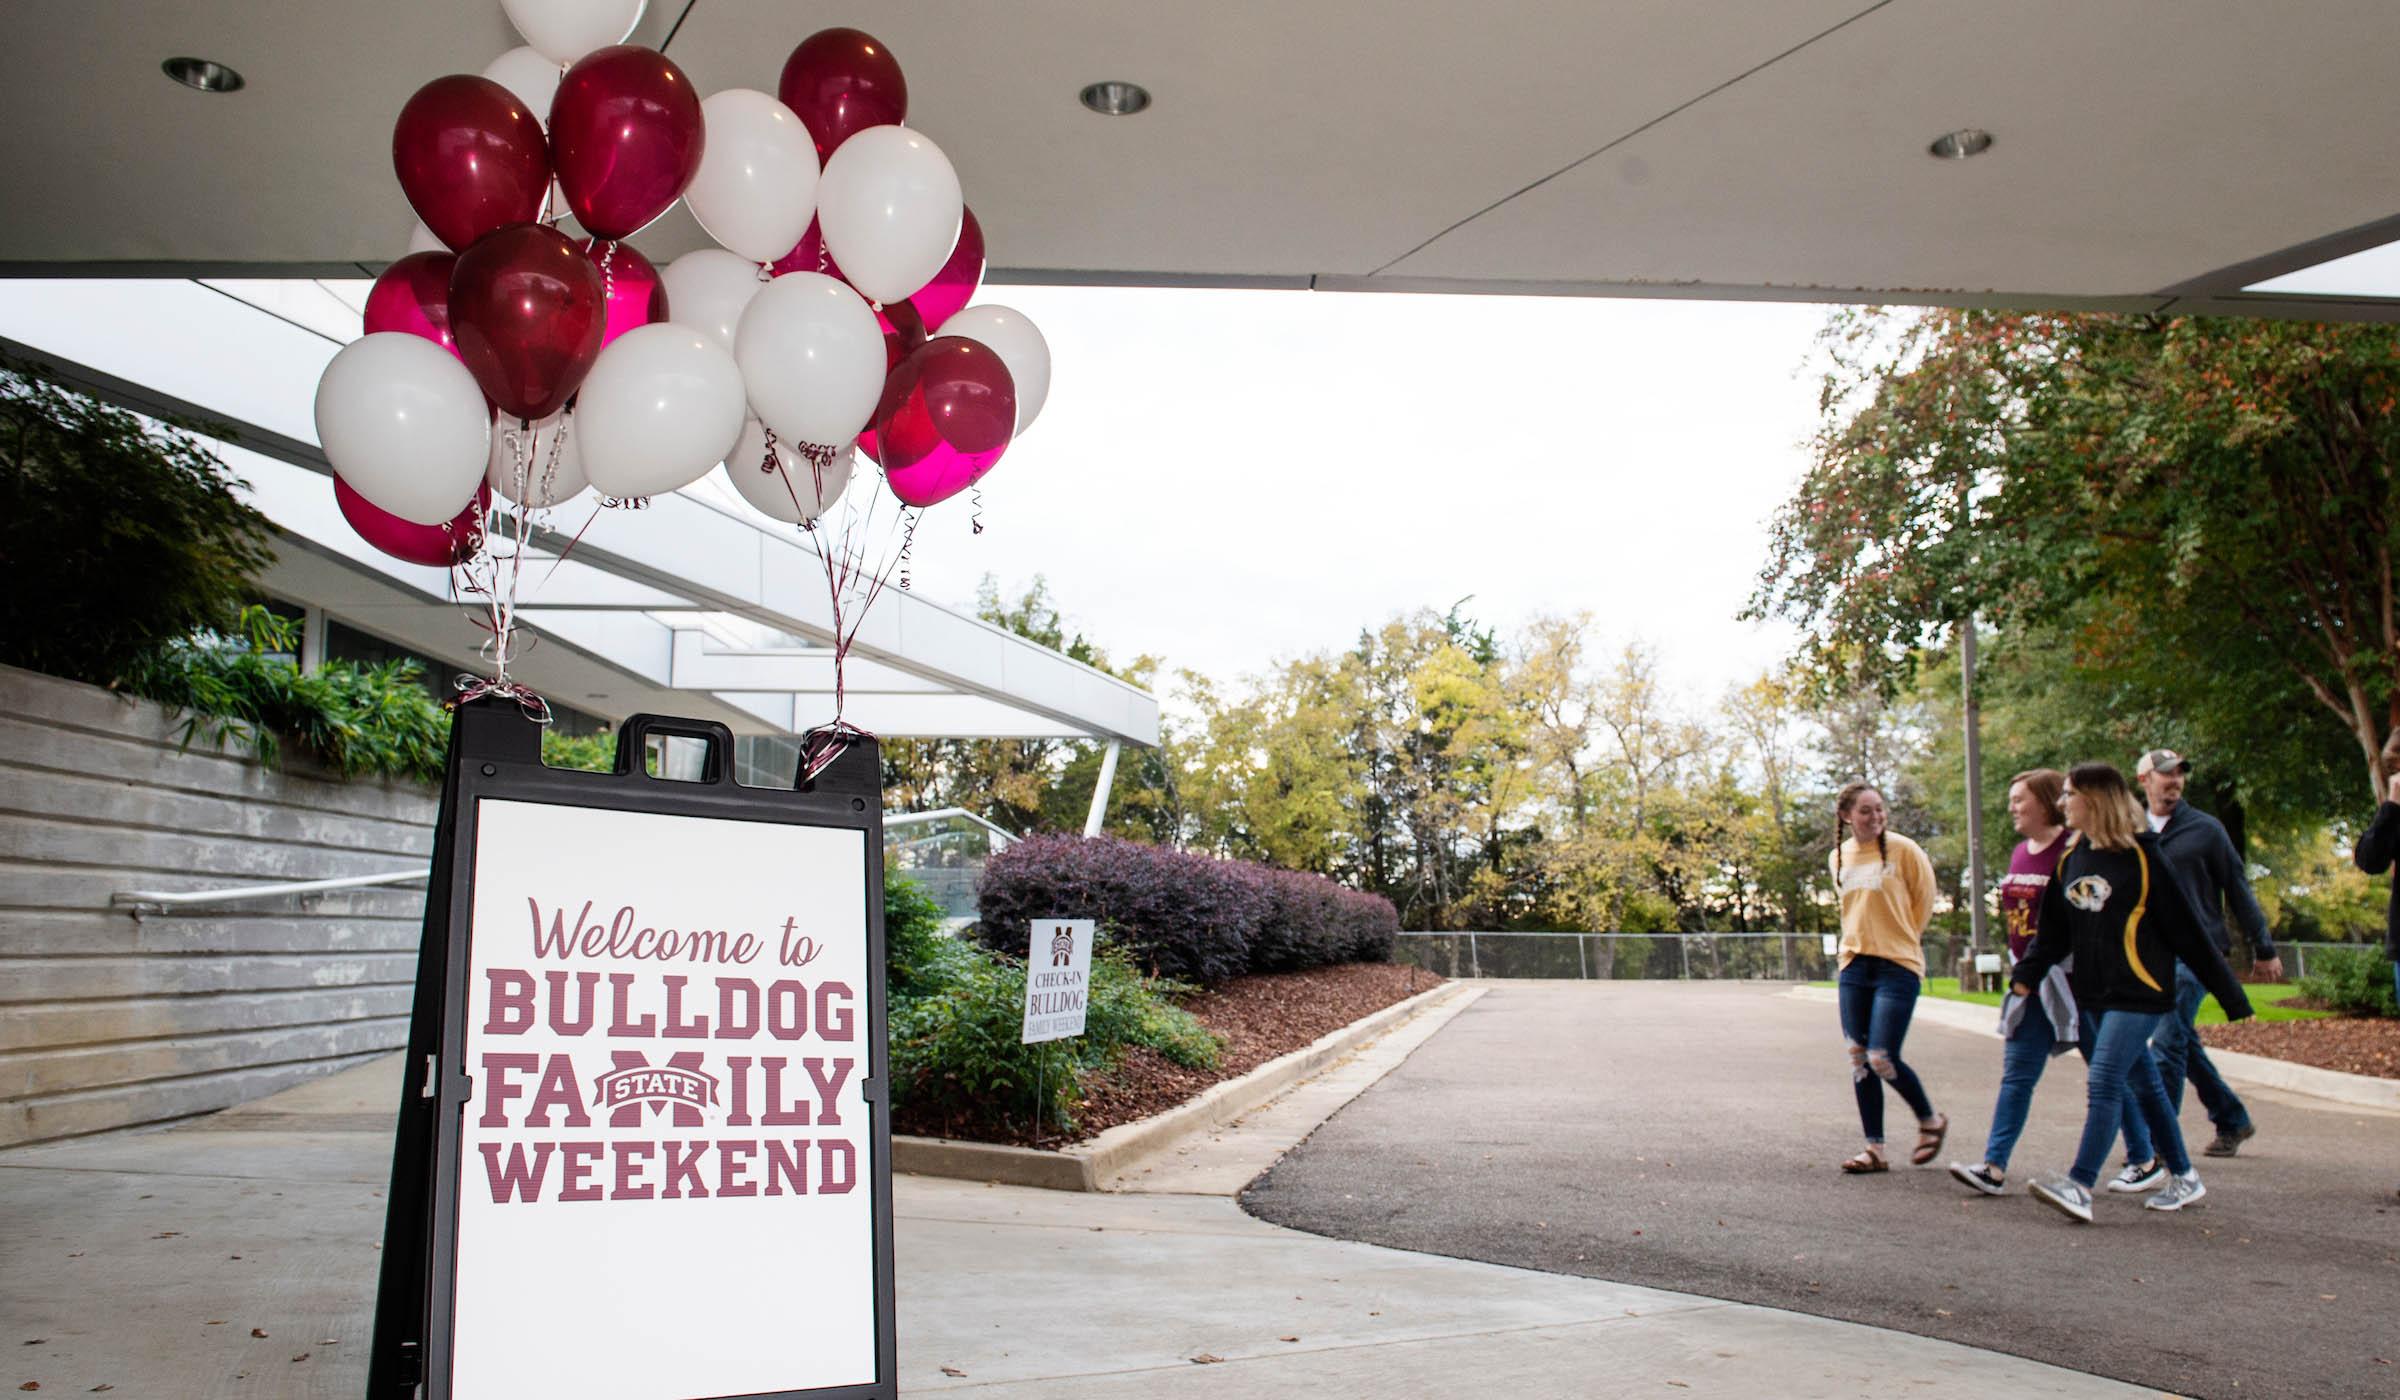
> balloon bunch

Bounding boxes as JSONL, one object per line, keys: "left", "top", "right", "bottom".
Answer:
{"left": 311, "top": 2, "right": 1053, "bottom": 751}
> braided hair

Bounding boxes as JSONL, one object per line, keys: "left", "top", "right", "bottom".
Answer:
{"left": 1833, "top": 782, "right": 1886, "bottom": 885}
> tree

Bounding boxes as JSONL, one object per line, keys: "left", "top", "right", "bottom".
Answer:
{"left": 2, "top": 360, "right": 275, "bottom": 686}
{"left": 1752, "top": 309, "right": 2400, "bottom": 807}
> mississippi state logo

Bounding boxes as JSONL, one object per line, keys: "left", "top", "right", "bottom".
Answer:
{"left": 2064, "top": 874, "right": 2113, "bottom": 912}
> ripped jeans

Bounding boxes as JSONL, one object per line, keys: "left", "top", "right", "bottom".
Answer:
{"left": 1837, "top": 953, "right": 1938, "bottom": 1145}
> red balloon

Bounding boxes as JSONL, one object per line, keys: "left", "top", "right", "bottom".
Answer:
{"left": 336, "top": 475, "right": 487, "bottom": 568}
{"left": 363, "top": 252, "right": 462, "bottom": 359}
{"left": 778, "top": 28, "right": 907, "bottom": 162}
{"left": 392, "top": 75, "right": 550, "bottom": 253}
{"left": 878, "top": 337, "right": 1015, "bottom": 509}
{"left": 911, "top": 206, "right": 985, "bottom": 332}
{"left": 769, "top": 217, "right": 846, "bottom": 283}
{"left": 575, "top": 237, "right": 669, "bottom": 348}
{"left": 854, "top": 300, "right": 928, "bottom": 464}
{"left": 550, "top": 45, "right": 705, "bottom": 240}
{"left": 450, "top": 224, "right": 607, "bottom": 421}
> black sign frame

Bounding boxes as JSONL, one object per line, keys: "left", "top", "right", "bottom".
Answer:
{"left": 369, "top": 700, "right": 897, "bottom": 1400}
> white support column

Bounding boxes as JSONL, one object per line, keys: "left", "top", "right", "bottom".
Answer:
{"left": 299, "top": 605, "right": 327, "bottom": 673}
{"left": 1082, "top": 740, "right": 1123, "bottom": 838}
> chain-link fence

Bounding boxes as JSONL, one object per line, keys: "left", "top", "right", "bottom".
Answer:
{"left": 1394, "top": 930, "right": 1975, "bottom": 982}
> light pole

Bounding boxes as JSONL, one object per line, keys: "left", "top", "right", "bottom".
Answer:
{"left": 1961, "top": 617, "right": 1988, "bottom": 982}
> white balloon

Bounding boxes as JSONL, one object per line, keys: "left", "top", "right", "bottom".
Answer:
{"left": 314, "top": 333, "right": 490, "bottom": 526}
{"left": 687, "top": 90, "right": 819, "bottom": 263}
{"left": 486, "top": 410, "right": 589, "bottom": 508}
{"left": 662, "top": 249, "right": 764, "bottom": 356}
{"left": 575, "top": 324, "right": 748, "bottom": 499}
{"left": 817, "top": 125, "right": 963, "bottom": 304}
{"left": 499, "top": 0, "right": 645, "bottom": 66}
{"left": 733, "top": 271, "right": 885, "bottom": 448}
{"left": 406, "top": 220, "right": 444, "bottom": 255}
{"left": 481, "top": 45, "right": 562, "bottom": 117}
{"left": 721, "top": 420, "right": 852, "bottom": 524}
{"left": 938, "top": 305, "right": 1052, "bottom": 435}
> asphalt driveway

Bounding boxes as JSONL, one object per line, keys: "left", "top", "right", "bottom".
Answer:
{"left": 1241, "top": 981, "right": 2400, "bottom": 1399}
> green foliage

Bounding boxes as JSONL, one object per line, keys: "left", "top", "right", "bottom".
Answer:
{"left": 2294, "top": 946, "right": 2398, "bottom": 1018}
{"left": 540, "top": 729, "right": 618, "bottom": 773}
{"left": 123, "top": 607, "right": 449, "bottom": 784}
{"left": 883, "top": 870, "right": 1219, "bottom": 1137}
{"left": 1, "top": 360, "right": 275, "bottom": 686}
{"left": 1751, "top": 309, "right": 2400, "bottom": 811}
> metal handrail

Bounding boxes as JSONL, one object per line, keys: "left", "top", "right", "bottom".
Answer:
{"left": 882, "top": 807, "right": 1018, "bottom": 848}
{"left": 113, "top": 867, "right": 430, "bottom": 914}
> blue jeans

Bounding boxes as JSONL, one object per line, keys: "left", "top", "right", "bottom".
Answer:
{"left": 1979, "top": 996, "right": 2153, "bottom": 1172}
{"left": 1838, "top": 955, "right": 1937, "bottom": 1145}
{"left": 2071, "top": 1009, "right": 2191, "bottom": 1188}
{"left": 2153, "top": 964, "right": 2250, "bottom": 1133}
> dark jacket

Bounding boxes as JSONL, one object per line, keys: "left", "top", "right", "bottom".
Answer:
{"left": 2354, "top": 801, "right": 2400, "bottom": 961}
{"left": 2154, "top": 802, "right": 2275, "bottom": 960}
{"left": 2015, "top": 833, "right": 2254, "bottom": 1020}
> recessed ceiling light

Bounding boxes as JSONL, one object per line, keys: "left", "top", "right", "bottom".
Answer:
{"left": 1079, "top": 81, "right": 1151, "bottom": 116}
{"left": 163, "top": 56, "right": 245, "bottom": 93}
{"left": 1929, "top": 128, "right": 1992, "bottom": 160}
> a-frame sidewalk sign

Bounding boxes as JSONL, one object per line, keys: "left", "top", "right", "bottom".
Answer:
{"left": 368, "top": 699, "right": 897, "bottom": 1400}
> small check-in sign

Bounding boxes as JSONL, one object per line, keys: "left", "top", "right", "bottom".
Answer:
{"left": 1021, "top": 919, "right": 1094, "bottom": 1043}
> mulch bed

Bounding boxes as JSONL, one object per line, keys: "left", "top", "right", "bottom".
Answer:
{"left": 896, "top": 961, "right": 1442, "bottom": 1148}
{"left": 2199, "top": 1016, "right": 2400, "bottom": 1080}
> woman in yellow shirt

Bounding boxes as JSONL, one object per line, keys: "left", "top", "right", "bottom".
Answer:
{"left": 1830, "top": 782, "right": 1947, "bottom": 1173}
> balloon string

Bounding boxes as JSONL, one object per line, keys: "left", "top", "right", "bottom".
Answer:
{"left": 897, "top": 507, "right": 918, "bottom": 591}
{"left": 970, "top": 485, "right": 985, "bottom": 536}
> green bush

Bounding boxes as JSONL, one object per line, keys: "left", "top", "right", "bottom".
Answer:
{"left": 125, "top": 607, "right": 450, "bottom": 784}
{"left": 2294, "top": 946, "right": 2397, "bottom": 1017}
{"left": 1, "top": 360, "right": 275, "bottom": 686}
{"left": 540, "top": 729, "right": 619, "bottom": 773}
{"left": 885, "top": 869, "right": 1220, "bottom": 1138}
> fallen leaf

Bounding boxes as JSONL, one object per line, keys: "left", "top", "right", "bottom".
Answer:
{"left": 1190, "top": 1354, "right": 1224, "bottom": 1365}
{"left": 21, "top": 1384, "right": 41, "bottom": 1392}
{"left": 939, "top": 1366, "right": 966, "bottom": 1378}
{"left": 289, "top": 1354, "right": 309, "bottom": 1364}
{"left": 1369, "top": 1311, "right": 1381, "bottom": 1317}
{"left": 1668, "top": 1384, "right": 1690, "bottom": 1390}
{"left": 93, "top": 1384, "right": 115, "bottom": 1391}
{"left": 150, "top": 1233, "right": 178, "bottom": 1241}
{"left": 318, "top": 1339, "right": 337, "bottom": 1346}
{"left": 2320, "top": 1294, "right": 2338, "bottom": 1301}
{"left": 1279, "top": 1336, "right": 1299, "bottom": 1343}
{"left": 249, "top": 1329, "right": 267, "bottom": 1339}
{"left": 1934, "top": 1308, "right": 1953, "bottom": 1317}
{"left": 204, "top": 1322, "right": 225, "bottom": 1327}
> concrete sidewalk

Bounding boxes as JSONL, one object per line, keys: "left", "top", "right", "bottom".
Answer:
{"left": 5, "top": 1038, "right": 2154, "bottom": 1398}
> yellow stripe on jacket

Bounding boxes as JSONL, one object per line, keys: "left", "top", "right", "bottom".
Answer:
{"left": 2123, "top": 844, "right": 2163, "bottom": 992}
{"left": 1830, "top": 832, "right": 1937, "bottom": 977}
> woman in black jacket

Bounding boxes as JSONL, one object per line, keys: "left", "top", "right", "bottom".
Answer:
{"left": 2012, "top": 762, "right": 2255, "bottom": 1224}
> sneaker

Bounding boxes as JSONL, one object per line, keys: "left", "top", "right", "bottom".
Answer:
{"left": 1948, "top": 1161, "right": 2007, "bottom": 1196}
{"left": 2030, "top": 1176, "right": 2095, "bottom": 1224}
{"left": 2144, "top": 1171, "right": 2208, "bottom": 1212}
{"left": 2202, "top": 1123, "right": 2256, "bottom": 1158}
{"left": 2106, "top": 1160, "right": 2167, "bottom": 1193}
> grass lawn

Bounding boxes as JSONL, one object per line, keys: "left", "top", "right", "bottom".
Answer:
{"left": 1806, "top": 976, "right": 2327, "bottom": 1023}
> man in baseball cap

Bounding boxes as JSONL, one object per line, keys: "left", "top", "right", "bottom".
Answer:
{"left": 2134, "top": 746, "right": 2278, "bottom": 1158}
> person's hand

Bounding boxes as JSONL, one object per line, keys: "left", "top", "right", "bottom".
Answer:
{"left": 2254, "top": 956, "right": 2284, "bottom": 983}
{"left": 2010, "top": 983, "right": 2033, "bottom": 999}
{"left": 2386, "top": 771, "right": 2400, "bottom": 804}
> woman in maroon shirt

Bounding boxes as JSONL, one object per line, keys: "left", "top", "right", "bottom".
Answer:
{"left": 1948, "top": 770, "right": 2155, "bottom": 1195}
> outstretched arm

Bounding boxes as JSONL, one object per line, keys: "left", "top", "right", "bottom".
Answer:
{"left": 2154, "top": 848, "right": 2253, "bottom": 1021}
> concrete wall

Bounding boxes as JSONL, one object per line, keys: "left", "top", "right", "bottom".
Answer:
{"left": 0, "top": 664, "right": 435, "bottom": 1148}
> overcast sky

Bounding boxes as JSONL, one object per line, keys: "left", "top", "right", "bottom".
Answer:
{"left": 900, "top": 285, "right": 1831, "bottom": 705}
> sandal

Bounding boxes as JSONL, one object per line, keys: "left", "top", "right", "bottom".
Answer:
{"left": 1841, "top": 1148, "right": 1889, "bottom": 1174}
{"left": 1911, "top": 1114, "right": 1949, "bottom": 1166}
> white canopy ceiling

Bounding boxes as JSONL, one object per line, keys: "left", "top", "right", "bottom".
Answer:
{"left": 2, "top": 1, "right": 2398, "bottom": 319}
{"left": 0, "top": 278, "right": 1159, "bottom": 744}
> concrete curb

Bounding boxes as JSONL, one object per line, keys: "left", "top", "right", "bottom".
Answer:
{"left": 892, "top": 978, "right": 1474, "bottom": 1191}
{"left": 1785, "top": 984, "right": 2400, "bottom": 1111}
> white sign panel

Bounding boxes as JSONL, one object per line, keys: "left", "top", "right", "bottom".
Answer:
{"left": 1021, "top": 919, "right": 1094, "bottom": 1044}
{"left": 451, "top": 798, "right": 876, "bottom": 1400}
